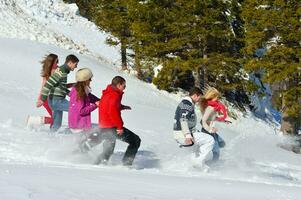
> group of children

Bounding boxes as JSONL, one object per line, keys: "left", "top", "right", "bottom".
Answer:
{"left": 27, "top": 53, "right": 229, "bottom": 168}
{"left": 27, "top": 53, "right": 140, "bottom": 166}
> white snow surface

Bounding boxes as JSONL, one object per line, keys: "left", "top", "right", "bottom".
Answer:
{"left": 0, "top": 1, "right": 301, "bottom": 199}
{"left": 0, "top": 0, "right": 120, "bottom": 65}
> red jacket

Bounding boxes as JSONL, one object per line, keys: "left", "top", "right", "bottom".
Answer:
{"left": 99, "top": 84, "right": 124, "bottom": 130}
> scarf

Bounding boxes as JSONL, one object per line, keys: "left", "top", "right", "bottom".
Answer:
{"left": 207, "top": 100, "right": 227, "bottom": 122}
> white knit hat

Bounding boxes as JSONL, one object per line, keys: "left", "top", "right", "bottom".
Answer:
{"left": 76, "top": 68, "right": 93, "bottom": 82}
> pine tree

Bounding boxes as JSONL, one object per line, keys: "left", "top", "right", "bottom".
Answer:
{"left": 129, "top": 0, "right": 247, "bottom": 95}
{"left": 242, "top": 0, "right": 301, "bottom": 134}
{"left": 90, "top": 0, "right": 132, "bottom": 70}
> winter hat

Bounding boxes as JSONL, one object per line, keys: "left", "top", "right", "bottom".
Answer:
{"left": 76, "top": 68, "right": 93, "bottom": 82}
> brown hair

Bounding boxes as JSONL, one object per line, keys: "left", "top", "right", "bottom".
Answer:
{"left": 189, "top": 87, "right": 203, "bottom": 96}
{"left": 65, "top": 54, "right": 79, "bottom": 64}
{"left": 199, "top": 86, "right": 220, "bottom": 114}
{"left": 75, "top": 81, "right": 89, "bottom": 100}
{"left": 111, "top": 76, "right": 126, "bottom": 86}
{"left": 40, "top": 54, "right": 58, "bottom": 79}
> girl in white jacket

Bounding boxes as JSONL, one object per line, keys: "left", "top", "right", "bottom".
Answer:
{"left": 200, "top": 87, "right": 228, "bottom": 161}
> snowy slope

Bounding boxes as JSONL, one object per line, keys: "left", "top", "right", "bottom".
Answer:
{"left": 0, "top": 0, "right": 120, "bottom": 65}
{"left": 1, "top": 37, "right": 301, "bottom": 200}
{"left": 0, "top": 1, "right": 301, "bottom": 199}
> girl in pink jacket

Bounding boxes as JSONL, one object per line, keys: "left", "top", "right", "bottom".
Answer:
{"left": 68, "top": 68, "right": 99, "bottom": 133}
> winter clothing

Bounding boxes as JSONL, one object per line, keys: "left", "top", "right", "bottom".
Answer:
{"left": 201, "top": 106, "right": 218, "bottom": 133}
{"left": 37, "top": 75, "right": 55, "bottom": 125}
{"left": 26, "top": 116, "right": 43, "bottom": 129}
{"left": 173, "top": 96, "right": 214, "bottom": 167}
{"left": 42, "top": 100, "right": 53, "bottom": 124}
{"left": 48, "top": 97, "right": 69, "bottom": 131}
{"left": 207, "top": 100, "right": 227, "bottom": 122}
{"left": 82, "top": 83, "right": 141, "bottom": 166}
{"left": 86, "top": 127, "right": 141, "bottom": 166}
{"left": 173, "top": 97, "right": 197, "bottom": 138}
{"left": 192, "top": 130, "right": 215, "bottom": 163}
{"left": 68, "top": 87, "right": 99, "bottom": 130}
{"left": 41, "top": 64, "right": 71, "bottom": 102}
{"left": 98, "top": 84, "right": 124, "bottom": 130}
{"left": 201, "top": 100, "right": 227, "bottom": 161}
{"left": 201, "top": 127, "right": 225, "bottom": 161}
{"left": 76, "top": 68, "right": 93, "bottom": 82}
{"left": 41, "top": 64, "right": 73, "bottom": 131}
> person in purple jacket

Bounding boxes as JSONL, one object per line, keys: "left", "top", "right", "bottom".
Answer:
{"left": 68, "top": 68, "right": 99, "bottom": 135}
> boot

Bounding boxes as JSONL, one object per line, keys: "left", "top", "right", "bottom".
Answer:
{"left": 26, "top": 116, "right": 43, "bottom": 130}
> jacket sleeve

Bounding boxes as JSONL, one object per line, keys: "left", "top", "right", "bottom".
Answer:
{"left": 41, "top": 70, "right": 62, "bottom": 102}
{"left": 66, "top": 83, "right": 75, "bottom": 88}
{"left": 80, "top": 103, "right": 98, "bottom": 116}
{"left": 108, "top": 96, "right": 123, "bottom": 130}
{"left": 202, "top": 106, "right": 215, "bottom": 133}
{"left": 176, "top": 100, "right": 193, "bottom": 136}
{"left": 179, "top": 110, "right": 191, "bottom": 135}
{"left": 88, "top": 93, "right": 100, "bottom": 103}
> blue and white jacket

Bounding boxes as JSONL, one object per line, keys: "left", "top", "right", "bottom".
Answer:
{"left": 173, "top": 97, "right": 197, "bottom": 140}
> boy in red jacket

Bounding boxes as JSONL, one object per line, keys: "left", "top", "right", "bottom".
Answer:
{"left": 82, "top": 76, "right": 141, "bottom": 166}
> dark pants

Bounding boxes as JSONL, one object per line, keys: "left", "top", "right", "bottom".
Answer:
{"left": 87, "top": 127, "right": 141, "bottom": 166}
{"left": 201, "top": 128, "right": 225, "bottom": 161}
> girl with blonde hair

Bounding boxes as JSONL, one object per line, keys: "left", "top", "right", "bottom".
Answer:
{"left": 200, "top": 86, "right": 228, "bottom": 161}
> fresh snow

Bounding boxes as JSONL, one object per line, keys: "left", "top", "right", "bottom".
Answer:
{"left": 0, "top": 0, "right": 301, "bottom": 199}
{"left": 0, "top": 0, "right": 120, "bottom": 65}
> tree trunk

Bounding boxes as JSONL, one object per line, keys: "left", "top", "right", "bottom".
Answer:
{"left": 200, "top": 46, "right": 208, "bottom": 89}
{"left": 135, "top": 52, "right": 143, "bottom": 80}
{"left": 121, "top": 41, "right": 127, "bottom": 70}
{"left": 280, "top": 111, "right": 298, "bottom": 134}
{"left": 192, "top": 65, "right": 201, "bottom": 88}
{"left": 280, "top": 95, "right": 298, "bottom": 134}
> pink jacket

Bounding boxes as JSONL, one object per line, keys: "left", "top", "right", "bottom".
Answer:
{"left": 68, "top": 87, "right": 99, "bottom": 130}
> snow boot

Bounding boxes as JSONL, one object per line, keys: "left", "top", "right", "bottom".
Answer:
{"left": 26, "top": 116, "right": 43, "bottom": 130}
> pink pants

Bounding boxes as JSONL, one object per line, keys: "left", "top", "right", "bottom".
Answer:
{"left": 43, "top": 100, "right": 53, "bottom": 124}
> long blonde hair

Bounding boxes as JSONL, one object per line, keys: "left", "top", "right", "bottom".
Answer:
{"left": 199, "top": 86, "right": 221, "bottom": 114}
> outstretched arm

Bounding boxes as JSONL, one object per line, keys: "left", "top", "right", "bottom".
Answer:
{"left": 89, "top": 93, "right": 100, "bottom": 104}
{"left": 121, "top": 104, "right": 131, "bottom": 110}
{"left": 80, "top": 103, "right": 98, "bottom": 116}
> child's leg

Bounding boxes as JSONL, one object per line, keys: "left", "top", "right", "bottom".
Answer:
{"left": 193, "top": 131, "right": 214, "bottom": 164}
{"left": 216, "top": 134, "right": 226, "bottom": 148}
{"left": 94, "top": 128, "right": 117, "bottom": 165}
{"left": 49, "top": 99, "right": 69, "bottom": 131}
{"left": 51, "top": 110, "right": 63, "bottom": 132}
{"left": 118, "top": 127, "right": 141, "bottom": 166}
{"left": 43, "top": 100, "right": 53, "bottom": 125}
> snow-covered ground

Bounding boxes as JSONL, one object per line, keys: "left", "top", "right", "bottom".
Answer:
{"left": 0, "top": 0, "right": 120, "bottom": 65}
{"left": 0, "top": 1, "right": 301, "bottom": 199}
